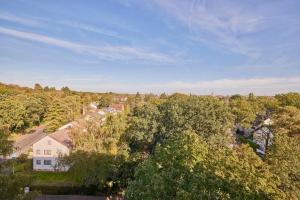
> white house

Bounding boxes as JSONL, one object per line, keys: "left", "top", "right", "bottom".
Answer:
{"left": 32, "top": 129, "right": 72, "bottom": 171}
{"left": 253, "top": 119, "right": 274, "bottom": 155}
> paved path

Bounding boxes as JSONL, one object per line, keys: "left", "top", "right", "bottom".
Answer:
{"left": 35, "top": 195, "right": 105, "bottom": 200}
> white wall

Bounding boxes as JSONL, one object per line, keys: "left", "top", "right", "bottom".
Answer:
{"left": 32, "top": 136, "right": 69, "bottom": 171}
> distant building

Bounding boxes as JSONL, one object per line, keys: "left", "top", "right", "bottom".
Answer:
{"left": 103, "top": 103, "right": 124, "bottom": 115}
{"left": 252, "top": 119, "right": 274, "bottom": 155}
{"left": 32, "top": 129, "right": 72, "bottom": 171}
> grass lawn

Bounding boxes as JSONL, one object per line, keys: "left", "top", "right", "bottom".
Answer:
{"left": 32, "top": 171, "right": 77, "bottom": 186}
{"left": 13, "top": 159, "right": 77, "bottom": 187}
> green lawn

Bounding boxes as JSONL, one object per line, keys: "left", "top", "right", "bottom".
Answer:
{"left": 13, "top": 159, "right": 77, "bottom": 187}
{"left": 32, "top": 171, "right": 77, "bottom": 186}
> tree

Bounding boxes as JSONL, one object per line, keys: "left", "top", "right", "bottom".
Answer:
{"left": 0, "top": 128, "right": 38, "bottom": 200}
{"left": 125, "top": 104, "right": 160, "bottom": 153}
{"left": 229, "top": 98, "right": 258, "bottom": 128}
{"left": 275, "top": 92, "right": 300, "bottom": 109}
{"left": 126, "top": 95, "right": 234, "bottom": 154}
{"left": 0, "top": 127, "right": 13, "bottom": 157}
{"left": 158, "top": 95, "right": 233, "bottom": 143}
{"left": 271, "top": 106, "right": 300, "bottom": 136}
{"left": 0, "top": 96, "right": 28, "bottom": 132}
{"left": 33, "top": 83, "right": 43, "bottom": 92}
{"left": 44, "top": 95, "right": 81, "bottom": 132}
{"left": 70, "top": 113, "right": 128, "bottom": 156}
{"left": 22, "top": 94, "right": 47, "bottom": 127}
{"left": 98, "top": 94, "right": 112, "bottom": 108}
{"left": 126, "top": 131, "right": 284, "bottom": 200}
{"left": 159, "top": 92, "right": 167, "bottom": 99}
{"left": 66, "top": 151, "right": 118, "bottom": 192}
{"left": 61, "top": 86, "right": 71, "bottom": 95}
{"left": 266, "top": 106, "right": 300, "bottom": 198}
{"left": 67, "top": 114, "right": 128, "bottom": 194}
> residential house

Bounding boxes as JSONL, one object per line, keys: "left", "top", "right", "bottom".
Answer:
{"left": 102, "top": 103, "right": 124, "bottom": 115}
{"left": 8, "top": 126, "right": 46, "bottom": 159}
{"left": 252, "top": 119, "right": 273, "bottom": 155}
{"left": 32, "top": 129, "right": 72, "bottom": 171}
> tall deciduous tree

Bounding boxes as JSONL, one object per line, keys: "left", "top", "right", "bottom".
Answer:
{"left": 0, "top": 128, "right": 38, "bottom": 200}
{"left": 0, "top": 96, "right": 28, "bottom": 132}
{"left": 126, "top": 95, "right": 234, "bottom": 154}
{"left": 126, "top": 131, "right": 284, "bottom": 200}
{"left": 275, "top": 92, "right": 300, "bottom": 109}
{"left": 266, "top": 106, "right": 300, "bottom": 198}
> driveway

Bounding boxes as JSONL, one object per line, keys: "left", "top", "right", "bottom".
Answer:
{"left": 35, "top": 195, "right": 105, "bottom": 200}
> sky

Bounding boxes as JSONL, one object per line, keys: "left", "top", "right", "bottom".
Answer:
{"left": 0, "top": 0, "right": 300, "bottom": 95}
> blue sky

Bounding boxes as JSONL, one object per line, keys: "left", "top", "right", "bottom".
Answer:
{"left": 0, "top": 0, "right": 299, "bottom": 95}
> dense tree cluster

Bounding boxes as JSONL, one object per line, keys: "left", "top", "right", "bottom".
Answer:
{"left": 125, "top": 93, "right": 300, "bottom": 199}
{"left": 0, "top": 128, "right": 38, "bottom": 200}
{"left": 126, "top": 131, "right": 284, "bottom": 200}
{"left": 1, "top": 82, "right": 300, "bottom": 199}
{"left": 0, "top": 82, "right": 96, "bottom": 133}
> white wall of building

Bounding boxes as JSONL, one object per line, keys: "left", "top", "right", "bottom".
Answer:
{"left": 32, "top": 136, "right": 69, "bottom": 171}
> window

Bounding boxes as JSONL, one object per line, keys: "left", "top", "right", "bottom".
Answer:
{"left": 36, "top": 160, "right": 41, "bottom": 165}
{"left": 36, "top": 150, "right": 41, "bottom": 155}
{"left": 47, "top": 140, "right": 52, "bottom": 145}
{"left": 44, "top": 160, "right": 52, "bottom": 165}
{"left": 44, "top": 150, "right": 51, "bottom": 155}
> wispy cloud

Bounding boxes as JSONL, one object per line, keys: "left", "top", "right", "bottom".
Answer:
{"left": 153, "top": 0, "right": 264, "bottom": 57}
{"left": 59, "top": 20, "right": 124, "bottom": 39}
{"left": 0, "top": 27, "right": 173, "bottom": 62}
{"left": 0, "top": 12, "right": 39, "bottom": 26}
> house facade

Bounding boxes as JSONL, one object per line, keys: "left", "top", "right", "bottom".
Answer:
{"left": 32, "top": 130, "right": 72, "bottom": 171}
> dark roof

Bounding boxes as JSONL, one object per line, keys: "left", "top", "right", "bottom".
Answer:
{"left": 49, "top": 129, "right": 73, "bottom": 148}
{"left": 14, "top": 126, "right": 46, "bottom": 152}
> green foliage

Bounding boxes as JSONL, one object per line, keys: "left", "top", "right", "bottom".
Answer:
{"left": 159, "top": 95, "right": 233, "bottom": 140}
{"left": 267, "top": 107, "right": 300, "bottom": 197}
{"left": 44, "top": 95, "right": 81, "bottom": 132}
{"left": 34, "top": 83, "right": 43, "bottom": 92}
{"left": 61, "top": 86, "right": 71, "bottom": 95}
{"left": 126, "top": 131, "right": 284, "bottom": 200}
{"left": 275, "top": 92, "right": 300, "bottom": 109}
{"left": 70, "top": 113, "right": 128, "bottom": 156}
{"left": 126, "top": 95, "right": 233, "bottom": 153}
{"left": 126, "top": 131, "right": 208, "bottom": 200}
{"left": 239, "top": 136, "right": 260, "bottom": 150}
{"left": 0, "top": 174, "right": 38, "bottom": 200}
{"left": 272, "top": 106, "right": 300, "bottom": 136}
{"left": 0, "top": 128, "right": 38, "bottom": 200}
{"left": 0, "top": 127, "right": 14, "bottom": 157}
{"left": 126, "top": 103, "right": 160, "bottom": 152}
{"left": 0, "top": 96, "right": 28, "bottom": 132}
{"left": 266, "top": 132, "right": 300, "bottom": 198}
{"left": 98, "top": 94, "right": 113, "bottom": 108}
{"left": 66, "top": 151, "right": 124, "bottom": 193}
{"left": 229, "top": 97, "right": 261, "bottom": 128}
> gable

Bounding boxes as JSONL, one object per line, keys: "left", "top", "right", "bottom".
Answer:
{"left": 33, "top": 136, "right": 68, "bottom": 150}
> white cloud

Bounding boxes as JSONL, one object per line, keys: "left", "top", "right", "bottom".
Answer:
{"left": 153, "top": 0, "right": 264, "bottom": 57}
{"left": 0, "top": 27, "right": 173, "bottom": 62}
{"left": 0, "top": 12, "right": 39, "bottom": 26}
{"left": 59, "top": 20, "right": 124, "bottom": 39}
